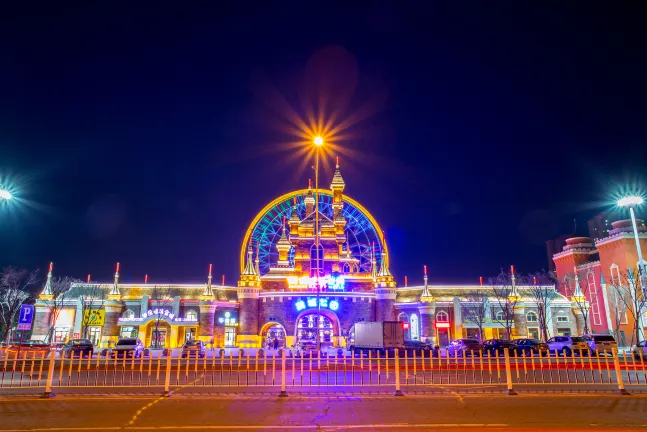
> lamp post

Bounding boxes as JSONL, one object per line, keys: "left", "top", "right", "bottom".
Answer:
{"left": 313, "top": 136, "right": 323, "bottom": 350}
{"left": 617, "top": 195, "right": 646, "bottom": 341}
{"left": 617, "top": 196, "right": 646, "bottom": 274}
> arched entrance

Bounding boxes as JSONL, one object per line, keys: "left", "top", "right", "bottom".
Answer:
{"left": 294, "top": 310, "right": 340, "bottom": 348}
{"left": 260, "top": 322, "right": 287, "bottom": 349}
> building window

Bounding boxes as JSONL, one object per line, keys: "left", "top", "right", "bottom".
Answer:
{"left": 310, "top": 244, "right": 324, "bottom": 277}
{"left": 410, "top": 314, "right": 419, "bottom": 341}
{"left": 495, "top": 311, "right": 504, "bottom": 321}
{"left": 556, "top": 316, "right": 569, "bottom": 323}
{"left": 526, "top": 312, "right": 538, "bottom": 323}
{"left": 343, "top": 263, "right": 350, "bottom": 273}
{"left": 587, "top": 271, "right": 602, "bottom": 326}
{"left": 185, "top": 310, "right": 197, "bottom": 321}
{"left": 436, "top": 311, "right": 449, "bottom": 322}
{"left": 122, "top": 309, "right": 135, "bottom": 319}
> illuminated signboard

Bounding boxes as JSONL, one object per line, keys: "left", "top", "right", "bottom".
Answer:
{"left": 295, "top": 298, "right": 340, "bottom": 312}
{"left": 287, "top": 275, "right": 345, "bottom": 290}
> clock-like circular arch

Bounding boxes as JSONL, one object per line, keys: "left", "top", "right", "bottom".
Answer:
{"left": 240, "top": 189, "right": 387, "bottom": 276}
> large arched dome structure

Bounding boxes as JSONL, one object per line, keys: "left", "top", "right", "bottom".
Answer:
{"left": 240, "top": 189, "right": 387, "bottom": 276}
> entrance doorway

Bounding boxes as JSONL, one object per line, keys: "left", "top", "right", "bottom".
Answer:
{"left": 184, "top": 328, "right": 196, "bottom": 343}
{"left": 295, "top": 312, "right": 337, "bottom": 347}
{"left": 151, "top": 328, "right": 167, "bottom": 348}
{"left": 261, "top": 323, "right": 286, "bottom": 349}
{"left": 88, "top": 327, "right": 102, "bottom": 346}
{"left": 224, "top": 327, "right": 236, "bottom": 347}
{"left": 437, "top": 329, "right": 450, "bottom": 347}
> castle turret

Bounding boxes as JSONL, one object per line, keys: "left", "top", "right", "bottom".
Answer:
{"left": 276, "top": 217, "right": 292, "bottom": 267}
{"left": 418, "top": 265, "right": 437, "bottom": 345}
{"left": 305, "top": 180, "right": 315, "bottom": 215}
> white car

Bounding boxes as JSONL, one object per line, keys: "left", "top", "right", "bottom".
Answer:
{"left": 631, "top": 340, "right": 647, "bottom": 361}
{"left": 546, "top": 336, "right": 589, "bottom": 356}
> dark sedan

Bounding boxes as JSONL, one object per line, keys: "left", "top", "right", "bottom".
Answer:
{"left": 62, "top": 339, "right": 94, "bottom": 358}
{"left": 513, "top": 338, "right": 549, "bottom": 356}
{"left": 482, "top": 339, "right": 516, "bottom": 356}
{"left": 403, "top": 340, "right": 432, "bottom": 355}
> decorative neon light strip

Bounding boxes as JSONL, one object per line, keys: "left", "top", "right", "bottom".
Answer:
{"left": 295, "top": 297, "right": 340, "bottom": 312}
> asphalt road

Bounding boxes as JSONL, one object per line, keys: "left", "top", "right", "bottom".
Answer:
{"left": 0, "top": 392, "right": 645, "bottom": 431}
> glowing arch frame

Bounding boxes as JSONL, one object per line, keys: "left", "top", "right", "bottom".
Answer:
{"left": 240, "top": 189, "right": 388, "bottom": 274}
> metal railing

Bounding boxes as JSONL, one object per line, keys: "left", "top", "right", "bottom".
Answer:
{"left": 1, "top": 348, "right": 645, "bottom": 397}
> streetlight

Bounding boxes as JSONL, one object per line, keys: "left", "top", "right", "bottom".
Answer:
{"left": 313, "top": 136, "right": 323, "bottom": 350}
{"left": 617, "top": 195, "right": 646, "bottom": 341}
{"left": 0, "top": 186, "right": 12, "bottom": 200}
{"left": 617, "top": 195, "right": 645, "bottom": 272}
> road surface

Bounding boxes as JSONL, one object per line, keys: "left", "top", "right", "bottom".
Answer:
{"left": 0, "top": 391, "right": 645, "bottom": 431}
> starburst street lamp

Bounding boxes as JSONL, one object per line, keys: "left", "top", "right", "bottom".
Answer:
{"left": 617, "top": 194, "right": 646, "bottom": 340}
{"left": 313, "top": 136, "right": 323, "bottom": 350}
{"left": 617, "top": 195, "right": 646, "bottom": 271}
{"left": 0, "top": 185, "right": 12, "bottom": 201}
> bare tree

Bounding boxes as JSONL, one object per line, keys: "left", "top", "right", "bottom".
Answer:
{"left": 79, "top": 284, "right": 107, "bottom": 340}
{"left": 608, "top": 279, "right": 630, "bottom": 344}
{"left": 462, "top": 290, "right": 489, "bottom": 342}
{"left": 527, "top": 271, "right": 560, "bottom": 341}
{"left": 149, "top": 285, "right": 174, "bottom": 348}
{"left": 562, "top": 272, "right": 592, "bottom": 335}
{"left": 608, "top": 267, "right": 646, "bottom": 347}
{"left": 489, "top": 270, "right": 521, "bottom": 340}
{"left": 0, "top": 267, "right": 39, "bottom": 343}
{"left": 44, "top": 276, "right": 80, "bottom": 344}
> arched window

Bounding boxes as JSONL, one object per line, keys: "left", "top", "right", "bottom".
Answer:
{"left": 353, "top": 264, "right": 359, "bottom": 273}
{"left": 122, "top": 309, "right": 135, "bottom": 319}
{"left": 343, "top": 263, "right": 350, "bottom": 273}
{"left": 185, "top": 310, "right": 198, "bottom": 321}
{"left": 410, "top": 314, "right": 419, "bottom": 340}
{"left": 495, "top": 311, "right": 504, "bottom": 321}
{"left": 310, "top": 244, "right": 323, "bottom": 277}
{"left": 526, "top": 311, "right": 538, "bottom": 323}
{"left": 436, "top": 311, "right": 449, "bottom": 322}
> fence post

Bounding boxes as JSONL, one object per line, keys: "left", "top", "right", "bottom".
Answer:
{"left": 394, "top": 349, "right": 404, "bottom": 396}
{"left": 162, "top": 355, "right": 173, "bottom": 397}
{"left": 279, "top": 349, "right": 288, "bottom": 397}
{"left": 41, "top": 349, "right": 57, "bottom": 398}
{"left": 612, "top": 348, "right": 630, "bottom": 395}
{"left": 503, "top": 349, "right": 517, "bottom": 395}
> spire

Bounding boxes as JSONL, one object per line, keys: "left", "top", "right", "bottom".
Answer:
{"left": 508, "top": 265, "right": 519, "bottom": 301}
{"left": 304, "top": 179, "right": 315, "bottom": 214}
{"left": 40, "top": 262, "right": 54, "bottom": 297}
{"left": 600, "top": 272, "right": 606, "bottom": 285}
{"left": 420, "top": 265, "right": 434, "bottom": 303}
{"left": 377, "top": 247, "right": 392, "bottom": 277}
{"left": 203, "top": 264, "right": 214, "bottom": 297}
{"left": 109, "top": 262, "right": 121, "bottom": 297}
{"left": 276, "top": 217, "right": 292, "bottom": 266}
{"left": 371, "top": 242, "right": 377, "bottom": 282}
{"left": 289, "top": 197, "right": 300, "bottom": 223}
{"left": 573, "top": 268, "right": 583, "bottom": 297}
{"left": 345, "top": 233, "right": 351, "bottom": 258}
{"left": 330, "top": 157, "right": 345, "bottom": 190}
{"left": 242, "top": 243, "right": 257, "bottom": 275}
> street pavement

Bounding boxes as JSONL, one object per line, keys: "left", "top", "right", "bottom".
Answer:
{"left": 0, "top": 391, "right": 645, "bottom": 431}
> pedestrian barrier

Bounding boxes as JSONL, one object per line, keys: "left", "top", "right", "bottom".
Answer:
{"left": 1, "top": 347, "right": 645, "bottom": 397}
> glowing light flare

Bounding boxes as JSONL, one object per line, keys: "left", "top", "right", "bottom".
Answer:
{"left": 314, "top": 136, "right": 324, "bottom": 146}
{"left": 0, "top": 188, "right": 12, "bottom": 200}
{"left": 208, "top": 264, "right": 213, "bottom": 276}
{"left": 48, "top": 262, "right": 53, "bottom": 273}
{"left": 87, "top": 274, "right": 91, "bottom": 283}
{"left": 617, "top": 196, "right": 644, "bottom": 207}
{"left": 510, "top": 265, "right": 515, "bottom": 276}
{"left": 115, "top": 262, "right": 120, "bottom": 273}
{"left": 436, "top": 322, "right": 450, "bottom": 329}
{"left": 423, "top": 265, "right": 427, "bottom": 276}
{"left": 479, "top": 276, "right": 483, "bottom": 286}
{"left": 145, "top": 274, "right": 149, "bottom": 284}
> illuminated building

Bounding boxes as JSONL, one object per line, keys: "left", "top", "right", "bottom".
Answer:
{"left": 32, "top": 162, "right": 580, "bottom": 348}
{"left": 553, "top": 217, "right": 647, "bottom": 345}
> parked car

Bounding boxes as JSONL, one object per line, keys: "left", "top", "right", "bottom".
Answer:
{"left": 111, "top": 338, "right": 144, "bottom": 358}
{"left": 446, "top": 338, "right": 483, "bottom": 357}
{"left": 6, "top": 340, "right": 51, "bottom": 357}
{"left": 403, "top": 340, "right": 432, "bottom": 355}
{"left": 546, "top": 336, "right": 589, "bottom": 356}
{"left": 513, "top": 338, "right": 549, "bottom": 356}
{"left": 631, "top": 340, "right": 647, "bottom": 360}
{"left": 483, "top": 339, "right": 516, "bottom": 356}
{"left": 181, "top": 340, "right": 206, "bottom": 358}
{"left": 582, "top": 334, "right": 618, "bottom": 355}
{"left": 62, "top": 339, "right": 94, "bottom": 358}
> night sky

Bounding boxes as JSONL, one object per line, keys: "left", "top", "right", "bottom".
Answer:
{"left": 1, "top": 3, "right": 646, "bottom": 285}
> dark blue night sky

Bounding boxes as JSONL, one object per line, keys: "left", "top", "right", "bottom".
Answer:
{"left": 1, "top": 2, "right": 646, "bottom": 284}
